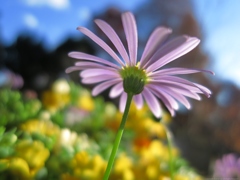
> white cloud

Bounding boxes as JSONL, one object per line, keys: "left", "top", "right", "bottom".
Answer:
{"left": 22, "top": 0, "right": 70, "bottom": 9}
{"left": 23, "top": 13, "right": 39, "bottom": 28}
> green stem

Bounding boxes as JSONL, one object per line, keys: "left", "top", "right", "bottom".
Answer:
{"left": 165, "top": 125, "right": 174, "bottom": 180}
{"left": 103, "top": 93, "right": 133, "bottom": 180}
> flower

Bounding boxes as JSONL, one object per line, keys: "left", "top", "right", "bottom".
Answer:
{"left": 213, "top": 154, "right": 240, "bottom": 178}
{"left": 70, "top": 151, "right": 106, "bottom": 179}
{"left": 14, "top": 140, "right": 50, "bottom": 178}
{"left": 66, "top": 11, "right": 213, "bottom": 117}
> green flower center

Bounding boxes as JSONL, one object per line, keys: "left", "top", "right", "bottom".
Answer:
{"left": 119, "top": 64, "right": 148, "bottom": 95}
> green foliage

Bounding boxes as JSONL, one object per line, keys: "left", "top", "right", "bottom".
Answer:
{"left": 0, "top": 127, "right": 17, "bottom": 159}
{"left": 0, "top": 89, "right": 41, "bottom": 127}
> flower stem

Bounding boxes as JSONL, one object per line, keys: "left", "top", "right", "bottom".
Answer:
{"left": 103, "top": 93, "right": 133, "bottom": 180}
{"left": 164, "top": 125, "right": 174, "bottom": 180}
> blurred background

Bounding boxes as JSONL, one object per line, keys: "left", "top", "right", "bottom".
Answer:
{"left": 1, "top": 0, "right": 240, "bottom": 178}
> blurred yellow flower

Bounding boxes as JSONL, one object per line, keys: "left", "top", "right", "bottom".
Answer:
{"left": 70, "top": 151, "right": 106, "bottom": 179}
{"left": 133, "top": 140, "right": 178, "bottom": 180}
{"left": 77, "top": 90, "right": 94, "bottom": 111}
{"left": 110, "top": 153, "right": 134, "bottom": 180}
{"left": 15, "top": 140, "right": 50, "bottom": 177}
{"left": 42, "top": 79, "right": 71, "bottom": 112}
{"left": 20, "top": 119, "right": 60, "bottom": 137}
{"left": 7, "top": 157, "right": 30, "bottom": 179}
{"left": 61, "top": 173, "right": 80, "bottom": 180}
{"left": 42, "top": 90, "right": 70, "bottom": 112}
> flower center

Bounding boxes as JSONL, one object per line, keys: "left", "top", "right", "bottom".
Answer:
{"left": 119, "top": 64, "right": 148, "bottom": 95}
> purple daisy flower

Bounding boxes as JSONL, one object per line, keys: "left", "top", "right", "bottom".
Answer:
{"left": 213, "top": 154, "right": 240, "bottom": 178}
{"left": 66, "top": 11, "right": 213, "bottom": 118}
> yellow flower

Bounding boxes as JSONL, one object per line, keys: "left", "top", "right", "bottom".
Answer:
{"left": 133, "top": 140, "right": 178, "bottom": 180}
{"left": 7, "top": 157, "right": 30, "bottom": 179}
{"left": 70, "top": 151, "right": 106, "bottom": 179}
{"left": 15, "top": 140, "right": 50, "bottom": 177}
{"left": 42, "top": 79, "right": 71, "bottom": 112}
{"left": 77, "top": 90, "right": 94, "bottom": 111}
{"left": 61, "top": 173, "right": 80, "bottom": 180}
{"left": 111, "top": 153, "right": 134, "bottom": 180}
{"left": 20, "top": 119, "right": 60, "bottom": 137}
{"left": 42, "top": 90, "right": 70, "bottom": 112}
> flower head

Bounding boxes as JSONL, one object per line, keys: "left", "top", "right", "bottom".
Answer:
{"left": 213, "top": 154, "right": 240, "bottom": 178}
{"left": 66, "top": 12, "right": 213, "bottom": 118}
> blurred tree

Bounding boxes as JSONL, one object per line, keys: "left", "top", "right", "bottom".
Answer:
{"left": 3, "top": 35, "right": 95, "bottom": 93}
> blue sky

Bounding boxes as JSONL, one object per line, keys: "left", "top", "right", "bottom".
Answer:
{"left": 1, "top": 0, "right": 240, "bottom": 87}
{"left": 192, "top": 0, "right": 240, "bottom": 87}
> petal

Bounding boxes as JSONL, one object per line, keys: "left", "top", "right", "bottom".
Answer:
{"left": 69, "top": 52, "right": 120, "bottom": 69}
{"left": 193, "top": 83, "right": 212, "bottom": 98}
{"left": 140, "top": 27, "right": 172, "bottom": 68}
{"left": 75, "top": 61, "right": 116, "bottom": 70}
{"left": 151, "top": 76, "right": 206, "bottom": 95}
{"left": 121, "top": 12, "right": 138, "bottom": 65}
{"left": 158, "top": 86, "right": 191, "bottom": 109}
{"left": 92, "top": 79, "right": 121, "bottom": 96}
{"left": 147, "top": 84, "right": 178, "bottom": 116}
{"left": 133, "top": 94, "right": 144, "bottom": 109}
{"left": 66, "top": 66, "right": 84, "bottom": 73}
{"left": 148, "top": 84, "right": 179, "bottom": 110}
{"left": 142, "top": 87, "right": 162, "bottom": 118}
{"left": 150, "top": 81, "right": 201, "bottom": 100}
{"left": 77, "top": 27, "right": 125, "bottom": 66}
{"left": 82, "top": 75, "right": 120, "bottom": 84}
{"left": 161, "top": 76, "right": 211, "bottom": 97}
{"left": 146, "top": 36, "right": 200, "bottom": 72}
{"left": 150, "top": 67, "right": 214, "bottom": 77}
{"left": 109, "top": 82, "right": 124, "bottom": 98}
{"left": 119, "top": 92, "right": 127, "bottom": 112}
{"left": 80, "top": 69, "right": 118, "bottom": 78}
{"left": 66, "top": 63, "right": 115, "bottom": 73}
{"left": 95, "top": 19, "right": 130, "bottom": 65}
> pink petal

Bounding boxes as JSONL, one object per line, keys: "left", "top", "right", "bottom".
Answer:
{"left": 95, "top": 19, "right": 130, "bottom": 65}
{"left": 146, "top": 36, "right": 200, "bottom": 72}
{"left": 109, "top": 82, "right": 124, "bottom": 98}
{"left": 66, "top": 66, "right": 84, "bottom": 73}
{"left": 133, "top": 94, "right": 144, "bottom": 109}
{"left": 92, "top": 79, "right": 121, "bottom": 96}
{"left": 119, "top": 92, "right": 127, "bottom": 112}
{"left": 121, "top": 12, "right": 138, "bottom": 65}
{"left": 148, "top": 84, "right": 179, "bottom": 110}
{"left": 69, "top": 52, "right": 120, "bottom": 69}
{"left": 162, "top": 76, "right": 211, "bottom": 97}
{"left": 82, "top": 75, "right": 120, "bottom": 84}
{"left": 75, "top": 61, "right": 116, "bottom": 70}
{"left": 80, "top": 69, "right": 118, "bottom": 78}
{"left": 151, "top": 76, "right": 208, "bottom": 96}
{"left": 157, "top": 86, "right": 191, "bottom": 109}
{"left": 193, "top": 83, "right": 212, "bottom": 98}
{"left": 140, "top": 27, "right": 172, "bottom": 68}
{"left": 77, "top": 27, "right": 125, "bottom": 66}
{"left": 150, "top": 67, "right": 214, "bottom": 77}
{"left": 147, "top": 84, "right": 178, "bottom": 116}
{"left": 150, "top": 81, "right": 201, "bottom": 100}
{"left": 167, "top": 85, "right": 201, "bottom": 100}
{"left": 66, "top": 62, "right": 116, "bottom": 73}
{"left": 142, "top": 87, "right": 162, "bottom": 118}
